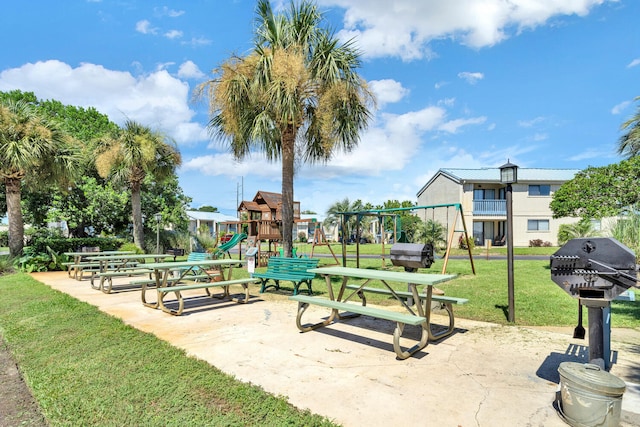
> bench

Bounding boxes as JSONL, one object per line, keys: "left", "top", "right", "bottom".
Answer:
{"left": 253, "top": 257, "right": 319, "bottom": 295}
{"left": 62, "top": 262, "right": 103, "bottom": 280}
{"left": 152, "top": 278, "right": 259, "bottom": 315}
{"left": 344, "top": 284, "right": 468, "bottom": 342}
{"left": 289, "top": 294, "right": 428, "bottom": 360}
{"left": 93, "top": 268, "right": 154, "bottom": 293}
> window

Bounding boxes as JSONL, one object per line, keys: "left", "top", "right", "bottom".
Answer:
{"left": 528, "top": 219, "right": 549, "bottom": 231}
{"left": 528, "top": 185, "right": 550, "bottom": 196}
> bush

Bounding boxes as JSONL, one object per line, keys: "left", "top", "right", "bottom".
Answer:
{"left": 529, "top": 239, "right": 552, "bottom": 247}
{"left": 28, "top": 237, "right": 126, "bottom": 255}
{"left": 458, "top": 234, "right": 475, "bottom": 250}
{"left": 297, "top": 232, "right": 307, "bottom": 243}
{"left": 0, "top": 231, "right": 8, "bottom": 247}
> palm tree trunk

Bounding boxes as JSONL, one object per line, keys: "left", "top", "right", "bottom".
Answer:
{"left": 281, "top": 127, "right": 295, "bottom": 257}
{"left": 131, "top": 181, "right": 144, "bottom": 249}
{"left": 5, "top": 177, "right": 24, "bottom": 257}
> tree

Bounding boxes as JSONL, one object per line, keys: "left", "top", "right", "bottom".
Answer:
{"left": 617, "top": 96, "right": 640, "bottom": 158}
{"left": 557, "top": 218, "right": 599, "bottom": 246}
{"left": 195, "top": 205, "right": 218, "bottom": 212}
{"left": 197, "top": 0, "right": 374, "bottom": 256}
{"left": 324, "top": 198, "right": 364, "bottom": 242}
{"left": 95, "top": 120, "right": 182, "bottom": 249}
{"left": 0, "top": 99, "right": 80, "bottom": 256}
{"left": 413, "top": 219, "right": 446, "bottom": 249}
{"left": 550, "top": 157, "right": 640, "bottom": 219}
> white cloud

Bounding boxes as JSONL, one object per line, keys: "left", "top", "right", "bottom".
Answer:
{"left": 135, "top": 19, "right": 158, "bottom": 35}
{"left": 438, "top": 116, "right": 487, "bottom": 133}
{"left": 181, "top": 37, "right": 212, "bottom": 47}
{"left": 611, "top": 100, "right": 631, "bottom": 115}
{"left": 434, "top": 81, "right": 448, "bottom": 89}
{"left": 458, "top": 71, "right": 484, "bottom": 84}
{"left": 0, "top": 60, "right": 206, "bottom": 145}
{"left": 368, "top": 79, "right": 409, "bottom": 107}
{"left": 627, "top": 58, "right": 640, "bottom": 68}
{"left": 518, "top": 116, "right": 545, "bottom": 127}
{"left": 164, "top": 30, "right": 183, "bottom": 39}
{"left": 318, "top": 0, "right": 608, "bottom": 60}
{"left": 155, "top": 6, "right": 185, "bottom": 18}
{"left": 177, "top": 61, "right": 205, "bottom": 79}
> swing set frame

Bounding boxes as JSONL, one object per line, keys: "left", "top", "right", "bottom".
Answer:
{"left": 335, "top": 203, "right": 475, "bottom": 274}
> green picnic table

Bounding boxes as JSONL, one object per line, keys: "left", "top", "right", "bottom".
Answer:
{"left": 290, "top": 266, "right": 461, "bottom": 359}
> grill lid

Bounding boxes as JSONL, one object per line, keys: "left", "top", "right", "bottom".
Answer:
{"left": 550, "top": 237, "right": 638, "bottom": 301}
{"left": 390, "top": 243, "right": 434, "bottom": 269}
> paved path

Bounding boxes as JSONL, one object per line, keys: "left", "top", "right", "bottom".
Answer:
{"left": 32, "top": 271, "right": 640, "bottom": 427}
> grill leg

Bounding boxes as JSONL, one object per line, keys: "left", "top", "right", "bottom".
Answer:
{"left": 587, "top": 303, "right": 611, "bottom": 370}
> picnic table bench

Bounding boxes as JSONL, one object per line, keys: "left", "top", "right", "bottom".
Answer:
{"left": 253, "top": 257, "right": 320, "bottom": 295}
{"left": 290, "top": 266, "right": 459, "bottom": 359}
{"left": 139, "top": 259, "right": 254, "bottom": 316}
{"left": 344, "top": 284, "right": 468, "bottom": 339}
{"left": 92, "top": 267, "right": 154, "bottom": 293}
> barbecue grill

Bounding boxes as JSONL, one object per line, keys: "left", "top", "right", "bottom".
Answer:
{"left": 389, "top": 243, "right": 434, "bottom": 271}
{"left": 550, "top": 237, "right": 639, "bottom": 369}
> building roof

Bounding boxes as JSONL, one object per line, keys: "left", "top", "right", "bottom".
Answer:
{"left": 417, "top": 167, "right": 581, "bottom": 197}
{"left": 186, "top": 211, "right": 238, "bottom": 222}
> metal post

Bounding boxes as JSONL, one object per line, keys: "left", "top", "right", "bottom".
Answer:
{"left": 154, "top": 213, "right": 162, "bottom": 254}
{"left": 506, "top": 183, "right": 515, "bottom": 323}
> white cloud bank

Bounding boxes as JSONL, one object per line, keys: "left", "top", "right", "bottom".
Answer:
{"left": 319, "top": 0, "right": 609, "bottom": 60}
{"left": 0, "top": 60, "right": 207, "bottom": 145}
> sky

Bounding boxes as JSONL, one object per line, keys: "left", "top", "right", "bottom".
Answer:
{"left": 1, "top": 0, "right": 638, "bottom": 218}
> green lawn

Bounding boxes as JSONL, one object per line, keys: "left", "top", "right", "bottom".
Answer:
{"left": 0, "top": 273, "right": 335, "bottom": 426}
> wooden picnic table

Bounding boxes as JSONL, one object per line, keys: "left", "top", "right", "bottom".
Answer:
{"left": 291, "top": 266, "right": 458, "bottom": 359}
{"left": 140, "top": 259, "right": 257, "bottom": 315}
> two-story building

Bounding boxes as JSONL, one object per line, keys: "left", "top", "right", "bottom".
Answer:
{"left": 416, "top": 168, "right": 581, "bottom": 247}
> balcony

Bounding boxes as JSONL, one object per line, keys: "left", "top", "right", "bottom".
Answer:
{"left": 473, "top": 199, "right": 506, "bottom": 216}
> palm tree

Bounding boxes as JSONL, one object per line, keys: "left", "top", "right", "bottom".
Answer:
{"left": 557, "top": 217, "right": 599, "bottom": 246}
{"left": 617, "top": 96, "right": 640, "bottom": 158}
{"left": 324, "top": 198, "right": 364, "bottom": 243}
{"left": 197, "top": 0, "right": 374, "bottom": 257}
{"left": 414, "top": 219, "right": 446, "bottom": 250}
{"left": 95, "top": 120, "right": 181, "bottom": 249}
{"left": 0, "top": 99, "right": 79, "bottom": 256}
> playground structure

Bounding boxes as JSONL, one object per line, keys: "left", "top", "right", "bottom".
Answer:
{"left": 335, "top": 203, "right": 475, "bottom": 274}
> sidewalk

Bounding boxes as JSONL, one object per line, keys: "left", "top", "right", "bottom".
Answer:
{"left": 33, "top": 271, "right": 640, "bottom": 426}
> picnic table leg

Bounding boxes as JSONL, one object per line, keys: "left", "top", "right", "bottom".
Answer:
{"left": 158, "top": 289, "right": 184, "bottom": 316}
{"left": 294, "top": 301, "right": 338, "bottom": 332}
{"left": 419, "top": 286, "right": 456, "bottom": 341}
{"left": 231, "top": 283, "right": 251, "bottom": 304}
{"left": 393, "top": 321, "right": 430, "bottom": 360}
{"left": 101, "top": 276, "right": 114, "bottom": 294}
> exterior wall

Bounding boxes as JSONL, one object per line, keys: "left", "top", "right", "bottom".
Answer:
{"left": 416, "top": 174, "right": 463, "bottom": 244}
{"left": 418, "top": 172, "right": 584, "bottom": 247}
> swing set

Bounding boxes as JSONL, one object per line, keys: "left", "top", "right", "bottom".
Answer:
{"left": 334, "top": 203, "right": 475, "bottom": 274}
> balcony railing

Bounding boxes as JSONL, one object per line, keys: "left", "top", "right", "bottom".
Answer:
{"left": 473, "top": 199, "right": 506, "bottom": 216}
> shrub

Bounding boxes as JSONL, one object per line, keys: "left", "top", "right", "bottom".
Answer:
{"left": 0, "top": 231, "right": 8, "bottom": 247}
{"left": 458, "top": 234, "right": 475, "bottom": 250}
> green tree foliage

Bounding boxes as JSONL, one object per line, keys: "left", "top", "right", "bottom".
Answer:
{"left": 195, "top": 205, "right": 218, "bottom": 212}
{"left": 0, "top": 99, "right": 81, "bottom": 256}
{"left": 197, "top": 0, "right": 374, "bottom": 257}
{"left": 413, "top": 219, "right": 447, "bottom": 249}
{"left": 96, "top": 120, "right": 182, "bottom": 249}
{"left": 557, "top": 218, "right": 599, "bottom": 246}
{"left": 48, "top": 176, "right": 130, "bottom": 237}
{"left": 611, "top": 212, "right": 640, "bottom": 260}
{"left": 617, "top": 96, "right": 640, "bottom": 158}
{"left": 324, "top": 198, "right": 364, "bottom": 242}
{"left": 550, "top": 156, "right": 640, "bottom": 219}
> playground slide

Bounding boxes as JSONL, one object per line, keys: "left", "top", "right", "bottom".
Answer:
{"left": 214, "top": 233, "right": 247, "bottom": 256}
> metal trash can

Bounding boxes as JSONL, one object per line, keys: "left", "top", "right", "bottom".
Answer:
{"left": 557, "top": 362, "right": 626, "bottom": 427}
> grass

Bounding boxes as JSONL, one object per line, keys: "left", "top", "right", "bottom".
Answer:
{"left": 0, "top": 273, "right": 336, "bottom": 426}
